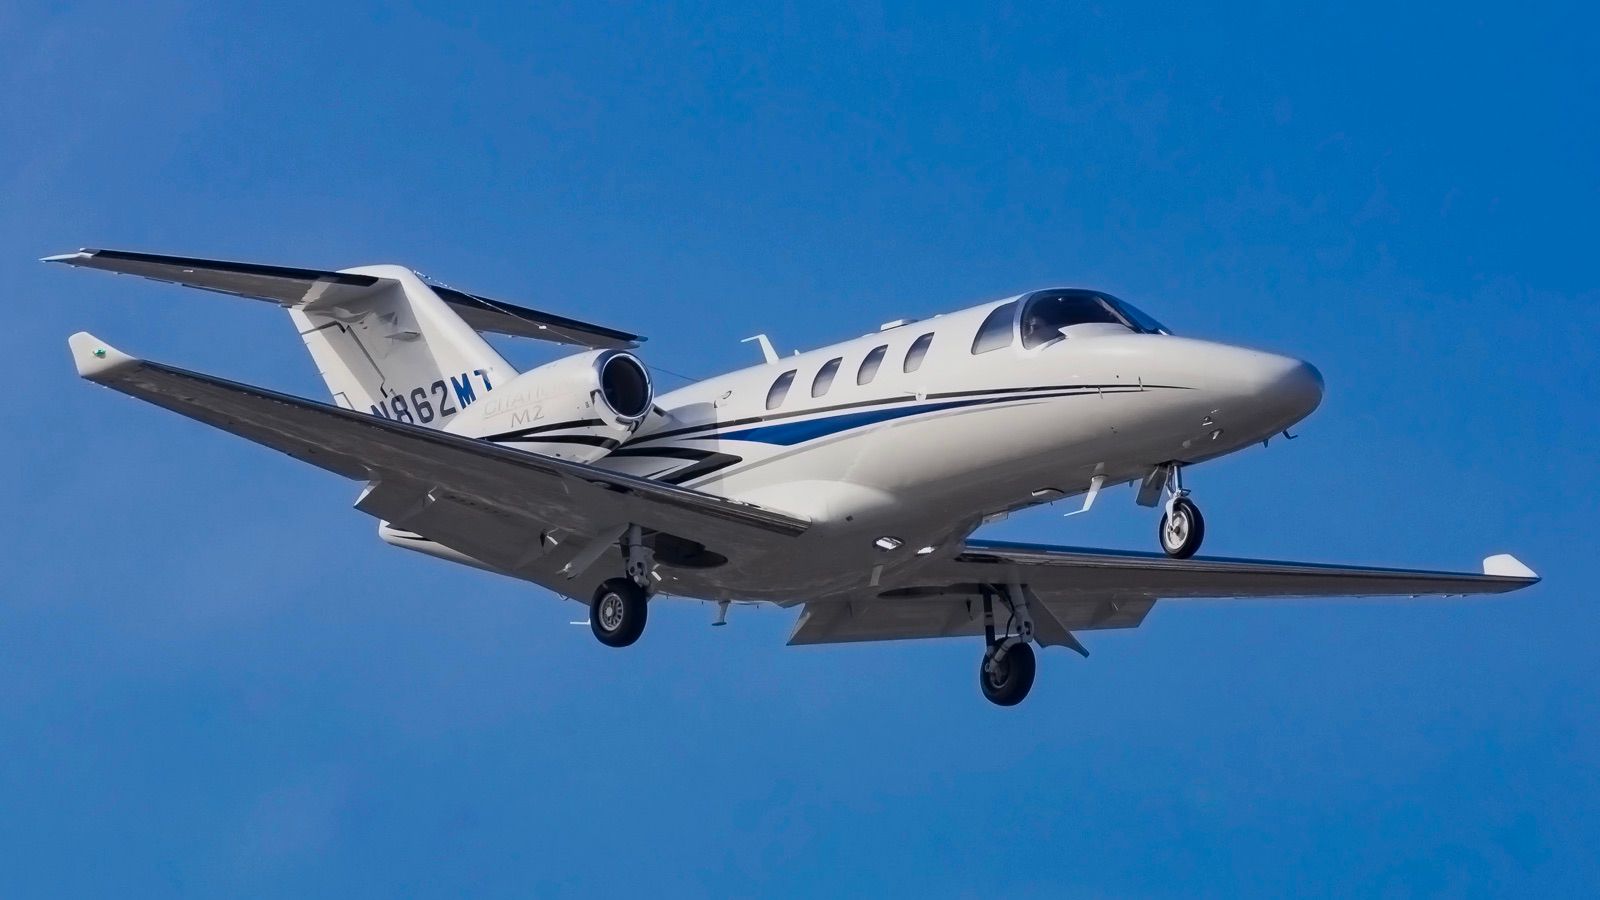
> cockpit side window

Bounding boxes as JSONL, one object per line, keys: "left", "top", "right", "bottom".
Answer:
{"left": 812, "top": 357, "right": 842, "bottom": 398}
{"left": 766, "top": 369, "right": 796, "bottom": 409}
{"left": 903, "top": 332, "right": 935, "bottom": 373}
{"left": 1019, "top": 291, "right": 1124, "bottom": 349}
{"left": 971, "top": 301, "right": 1018, "bottom": 354}
{"left": 857, "top": 345, "right": 887, "bottom": 385}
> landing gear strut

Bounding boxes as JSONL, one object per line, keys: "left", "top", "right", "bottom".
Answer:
{"left": 978, "top": 585, "right": 1038, "bottom": 706}
{"left": 1158, "top": 466, "right": 1205, "bottom": 559}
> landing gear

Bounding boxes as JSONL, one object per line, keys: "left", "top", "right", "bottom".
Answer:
{"left": 1160, "top": 497, "right": 1205, "bottom": 558}
{"left": 1158, "top": 466, "right": 1205, "bottom": 559}
{"left": 980, "top": 641, "right": 1036, "bottom": 706}
{"left": 590, "top": 578, "right": 648, "bottom": 647}
{"left": 590, "top": 525, "right": 655, "bottom": 647}
{"left": 978, "top": 584, "right": 1038, "bottom": 707}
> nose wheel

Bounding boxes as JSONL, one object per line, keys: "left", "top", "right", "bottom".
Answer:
{"left": 1159, "top": 496, "right": 1205, "bottom": 558}
{"left": 1157, "top": 465, "right": 1205, "bottom": 558}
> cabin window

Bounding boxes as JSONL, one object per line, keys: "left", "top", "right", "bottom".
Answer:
{"left": 857, "top": 345, "right": 887, "bottom": 385}
{"left": 766, "top": 370, "right": 796, "bottom": 409}
{"left": 1020, "top": 290, "right": 1125, "bottom": 349}
{"left": 903, "top": 332, "right": 935, "bottom": 373}
{"left": 812, "top": 357, "right": 842, "bottom": 397}
{"left": 971, "top": 301, "right": 1018, "bottom": 354}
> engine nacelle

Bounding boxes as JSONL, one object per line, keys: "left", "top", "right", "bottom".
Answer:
{"left": 445, "top": 349, "right": 653, "bottom": 462}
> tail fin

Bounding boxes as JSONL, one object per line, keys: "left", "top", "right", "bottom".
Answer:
{"left": 43, "top": 249, "right": 542, "bottom": 429}
{"left": 290, "top": 265, "right": 511, "bottom": 426}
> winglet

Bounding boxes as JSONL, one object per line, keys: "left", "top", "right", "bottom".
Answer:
{"left": 1482, "top": 554, "right": 1538, "bottom": 580}
{"left": 68, "top": 331, "right": 139, "bottom": 380}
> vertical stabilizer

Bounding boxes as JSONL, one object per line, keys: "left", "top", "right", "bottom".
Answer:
{"left": 290, "top": 265, "right": 514, "bottom": 427}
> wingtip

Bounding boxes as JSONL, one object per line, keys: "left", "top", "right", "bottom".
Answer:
{"left": 41, "top": 248, "right": 95, "bottom": 264}
{"left": 68, "top": 331, "right": 138, "bottom": 379}
{"left": 1482, "top": 553, "right": 1538, "bottom": 581}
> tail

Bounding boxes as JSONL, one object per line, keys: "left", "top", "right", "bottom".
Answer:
{"left": 289, "top": 265, "right": 510, "bottom": 425}
{"left": 46, "top": 248, "right": 642, "bottom": 429}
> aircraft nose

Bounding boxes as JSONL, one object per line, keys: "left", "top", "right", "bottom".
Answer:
{"left": 1255, "top": 355, "right": 1324, "bottom": 421}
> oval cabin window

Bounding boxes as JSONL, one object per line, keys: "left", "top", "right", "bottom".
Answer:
{"left": 857, "top": 345, "right": 888, "bottom": 385}
{"left": 903, "top": 332, "right": 935, "bottom": 373}
{"left": 812, "top": 357, "right": 842, "bottom": 397}
{"left": 766, "top": 370, "right": 797, "bottom": 409}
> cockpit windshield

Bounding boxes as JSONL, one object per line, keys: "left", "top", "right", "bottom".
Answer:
{"left": 1019, "top": 289, "right": 1170, "bottom": 348}
{"left": 1105, "top": 296, "right": 1170, "bottom": 336}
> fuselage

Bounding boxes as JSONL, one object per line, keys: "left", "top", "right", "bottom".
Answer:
{"left": 562, "top": 288, "right": 1324, "bottom": 603}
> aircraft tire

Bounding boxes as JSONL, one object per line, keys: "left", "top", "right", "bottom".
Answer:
{"left": 1159, "top": 497, "right": 1205, "bottom": 559}
{"left": 591, "top": 578, "right": 648, "bottom": 647}
{"left": 979, "top": 642, "right": 1036, "bottom": 706}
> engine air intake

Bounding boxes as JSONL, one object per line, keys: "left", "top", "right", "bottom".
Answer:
{"left": 601, "top": 353, "right": 652, "bottom": 421}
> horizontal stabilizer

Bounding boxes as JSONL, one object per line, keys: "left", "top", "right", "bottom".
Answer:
{"left": 46, "top": 248, "right": 641, "bottom": 349}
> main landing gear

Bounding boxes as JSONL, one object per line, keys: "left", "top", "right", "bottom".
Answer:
{"left": 589, "top": 525, "right": 655, "bottom": 648}
{"left": 1158, "top": 465, "right": 1205, "bottom": 559}
{"left": 591, "top": 578, "right": 648, "bottom": 646}
{"left": 978, "top": 585, "right": 1039, "bottom": 706}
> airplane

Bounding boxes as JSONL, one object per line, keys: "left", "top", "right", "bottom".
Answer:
{"left": 50, "top": 248, "right": 1540, "bottom": 706}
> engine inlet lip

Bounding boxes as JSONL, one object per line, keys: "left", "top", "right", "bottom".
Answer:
{"left": 598, "top": 351, "right": 653, "bottom": 422}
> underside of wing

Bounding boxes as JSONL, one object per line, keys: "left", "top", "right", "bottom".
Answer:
{"left": 66, "top": 332, "right": 804, "bottom": 578}
{"left": 789, "top": 539, "right": 1538, "bottom": 647}
{"left": 47, "top": 248, "right": 641, "bottom": 349}
{"left": 944, "top": 540, "right": 1539, "bottom": 599}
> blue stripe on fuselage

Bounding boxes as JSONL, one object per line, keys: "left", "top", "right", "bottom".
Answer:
{"left": 717, "top": 397, "right": 995, "bottom": 446}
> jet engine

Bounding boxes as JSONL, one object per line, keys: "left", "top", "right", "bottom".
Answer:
{"left": 446, "top": 349, "right": 654, "bottom": 462}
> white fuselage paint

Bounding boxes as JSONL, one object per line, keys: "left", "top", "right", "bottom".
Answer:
{"left": 387, "top": 291, "right": 1323, "bottom": 606}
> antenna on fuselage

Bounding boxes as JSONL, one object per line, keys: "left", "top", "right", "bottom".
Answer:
{"left": 741, "top": 334, "right": 779, "bottom": 363}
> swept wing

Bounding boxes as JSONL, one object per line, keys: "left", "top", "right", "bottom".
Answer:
{"left": 790, "top": 539, "right": 1537, "bottom": 647}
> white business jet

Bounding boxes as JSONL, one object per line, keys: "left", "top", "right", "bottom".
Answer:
{"left": 51, "top": 249, "right": 1539, "bottom": 706}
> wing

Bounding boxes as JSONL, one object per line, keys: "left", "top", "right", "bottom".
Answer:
{"left": 67, "top": 332, "right": 803, "bottom": 581}
{"left": 788, "top": 539, "right": 1538, "bottom": 647}
{"left": 46, "top": 248, "right": 641, "bottom": 349}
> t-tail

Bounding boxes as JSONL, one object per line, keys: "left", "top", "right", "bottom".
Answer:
{"left": 43, "top": 248, "right": 644, "bottom": 430}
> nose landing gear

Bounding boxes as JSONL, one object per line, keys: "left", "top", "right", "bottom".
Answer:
{"left": 1157, "top": 466, "right": 1205, "bottom": 559}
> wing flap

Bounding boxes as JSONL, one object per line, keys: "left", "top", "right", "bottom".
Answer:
{"left": 67, "top": 332, "right": 807, "bottom": 549}
{"left": 788, "top": 598, "right": 985, "bottom": 646}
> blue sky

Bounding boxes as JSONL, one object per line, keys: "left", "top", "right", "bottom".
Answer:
{"left": 3, "top": 1, "right": 1596, "bottom": 895}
